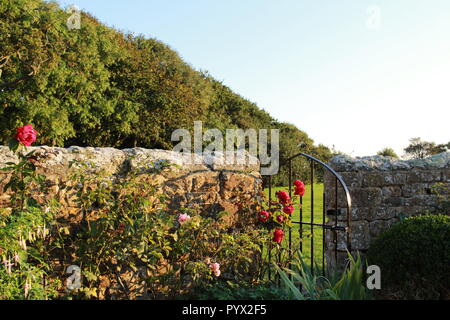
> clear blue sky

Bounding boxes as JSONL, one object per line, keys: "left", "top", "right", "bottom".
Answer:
{"left": 57, "top": 0, "right": 450, "bottom": 157}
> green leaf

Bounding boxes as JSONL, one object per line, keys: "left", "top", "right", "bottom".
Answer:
{"left": 273, "top": 263, "right": 305, "bottom": 300}
{"left": 27, "top": 247, "right": 44, "bottom": 263}
{"left": 7, "top": 138, "right": 20, "bottom": 153}
{"left": 26, "top": 197, "right": 39, "bottom": 208}
{"left": 25, "top": 150, "right": 36, "bottom": 157}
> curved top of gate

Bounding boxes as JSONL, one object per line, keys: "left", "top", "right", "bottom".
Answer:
{"left": 286, "top": 152, "right": 352, "bottom": 214}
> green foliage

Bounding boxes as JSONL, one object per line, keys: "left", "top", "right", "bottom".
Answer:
{"left": 377, "top": 147, "right": 399, "bottom": 158}
{"left": 0, "top": 0, "right": 331, "bottom": 171}
{"left": 367, "top": 214, "right": 450, "bottom": 299}
{"left": 188, "top": 281, "right": 291, "bottom": 300}
{"left": 274, "top": 251, "right": 371, "bottom": 300}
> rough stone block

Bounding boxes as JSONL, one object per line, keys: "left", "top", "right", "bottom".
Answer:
{"left": 442, "top": 169, "right": 450, "bottom": 182}
{"left": 362, "top": 172, "right": 385, "bottom": 187}
{"left": 349, "top": 220, "right": 370, "bottom": 250}
{"left": 324, "top": 180, "right": 353, "bottom": 209}
{"left": 369, "top": 219, "right": 397, "bottom": 240}
{"left": 407, "top": 170, "right": 442, "bottom": 183}
{"left": 403, "top": 195, "right": 439, "bottom": 207}
{"left": 406, "top": 171, "right": 421, "bottom": 183}
{"left": 418, "top": 170, "right": 443, "bottom": 183}
{"left": 401, "top": 183, "right": 430, "bottom": 197}
{"left": 352, "top": 188, "right": 382, "bottom": 207}
{"left": 339, "top": 172, "right": 363, "bottom": 188}
{"left": 370, "top": 207, "right": 400, "bottom": 220}
{"left": 382, "top": 172, "right": 407, "bottom": 185}
{"left": 381, "top": 186, "right": 402, "bottom": 198}
{"left": 336, "top": 207, "right": 372, "bottom": 222}
{"left": 397, "top": 206, "right": 429, "bottom": 218}
{"left": 382, "top": 196, "right": 404, "bottom": 207}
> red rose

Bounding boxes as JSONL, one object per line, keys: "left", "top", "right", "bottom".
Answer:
{"left": 294, "top": 185, "right": 306, "bottom": 196}
{"left": 15, "top": 124, "right": 37, "bottom": 146}
{"left": 283, "top": 205, "right": 294, "bottom": 215}
{"left": 258, "top": 210, "right": 270, "bottom": 222}
{"left": 273, "top": 228, "right": 284, "bottom": 244}
{"left": 276, "top": 215, "right": 284, "bottom": 223}
{"left": 294, "top": 180, "right": 304, "bottom": 187}
{"left": 294, "top": 180, "right": 306, "bottom": 196}
{"left": 276, "top": 191, "right": 290, "bottom": 204}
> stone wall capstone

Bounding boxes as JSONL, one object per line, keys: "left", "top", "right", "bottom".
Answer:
{"left": 324, "top": 152, "right": 450, "bottom": 268}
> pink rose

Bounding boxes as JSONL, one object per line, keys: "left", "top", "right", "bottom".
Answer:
{"left": 276, "top": 215, "right": 284, "bottom": 223}
{"left": 178, "top": 213, "right": 191, "bottom": 225}
{"left": 209, "top": 262, "right": 221, "bottom": 277}
{"left": 15, "top": 124, "right": 37, "bottom": 146}
{"left": 210, "top": 262, "right": 220, "bottom": 271}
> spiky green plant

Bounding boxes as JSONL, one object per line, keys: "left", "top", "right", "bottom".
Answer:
{"left": 273, "top": 250, "right": 371, "bottom": 300}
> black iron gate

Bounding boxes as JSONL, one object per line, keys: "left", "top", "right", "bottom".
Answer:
{"left": 265, "top": 152, "right": 352, "bottom": 278}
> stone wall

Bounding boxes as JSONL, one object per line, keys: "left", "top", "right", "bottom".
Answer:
{"left": 324, "top": 152, "right": 450, "bottom": 268}
{"left": 0, "top": 146, "right": 263, "bottom": 227}
{"left": 0, "top": 146, "right": 263, "bottom": 298}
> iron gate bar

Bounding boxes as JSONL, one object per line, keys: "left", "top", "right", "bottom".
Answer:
{"left": 291, "top": 221, "right": 347, "bottom": 231}
{"left": 322, "top": 192, "right": 326, "bottom": 276}
{"left": 299, "top": 195, "right": 303, "bottom": 253}
{"left": 310, "top": 160, "right": 314, "bottom": 273}
{"left": 288, "top": 161, "right": 293, "bottom": 273}
{"left": 268, "top": 175, "right": 272, "bottom": 280}
{"left": 334, "top": 177, "right": 338, "bottom": 265}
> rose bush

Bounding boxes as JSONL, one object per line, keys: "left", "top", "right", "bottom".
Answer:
{"left": 1, "top": 125, "right": 61, "bottom": 299}
{"left": 256, "top": 180, "right": 306, "bottom": 246}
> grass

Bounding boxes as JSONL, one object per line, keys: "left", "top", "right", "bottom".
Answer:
{"left": 263, "top": 183, "right": 326, "bottom": 272}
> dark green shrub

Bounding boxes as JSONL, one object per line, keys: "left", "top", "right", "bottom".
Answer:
{"left": 367, "top": 214, "right": 450, "bottom": 299}
{"left": 185, "top": 282, "right": 291, "bottom": 300}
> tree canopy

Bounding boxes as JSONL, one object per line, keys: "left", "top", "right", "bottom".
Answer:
{"left": 0, "top": 0, "right": 332, "bottom": 184}
{"left": 404, "top": 138, "right": 449, "bottom": 159}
